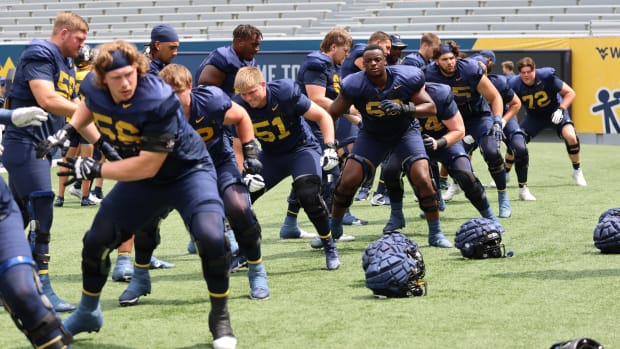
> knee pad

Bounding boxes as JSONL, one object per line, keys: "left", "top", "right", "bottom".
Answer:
{"left": 565, "top": 136, "right": 580, "bottom": 155}
{"left": 293, "top": 174, "right": 328, "bottom": 221}
{"left": 27, "top": 191, "right": 55, "bottom": 246}
{"left": 418, "top": 194, "right": 439, "bottom": 213}
{"left": 234, "top": 222, "right": 262, "bottom": 252}
{"left": 23, "top": 311, "right": 72, "bottom": 348}
{"left": 346, "top": 154, "right": 375, "bottom": 186}
{"left": 382, "top": 158, "right": 404, "bottom": 196}
{"left": 190, "top": 211, "right": 227, "bottom": 257}
{"left": 81, "top": 225, "right": 127, "bottom": 277}
{"left": 450, "top": 168, "right": 487, "bottom": 208}
{"left": 0, "top": 258, "right": 72, "bottom": 348}
{"left": 134, "top": 219, "right": 162, "bottom": 252}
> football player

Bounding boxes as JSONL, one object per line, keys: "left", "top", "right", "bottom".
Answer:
{"left": 36, "top": 40, "right": 236, "bottom": 349}
{"left": 2, "top": 12, "right": 88, "bottom": 312}
{"left": 0, "top": 106, "right": 73, "bottom": 349}
{"left": 233, "top": 66, "right": 341, "bottom": 270}
{"left": 425, "top": 41, "right": 512, "bottom": 218}
{"left": 509, "top": 56, "right": 586, "bottom": 186}
{"left": 327, "top": 45, "right": 451, "bottom": 248}
{"left": 159, "top": 63, "right": 269, "bottom": 300}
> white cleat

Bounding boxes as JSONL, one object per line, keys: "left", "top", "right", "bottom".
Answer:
{"left": 572, "top": 169, "right": 587, "bottom": 186}
{"left": 518, "top": 186, "right": 537, "bottom": 201}
{"left": 443, "top": 183, "right": 461, "bottom": 202}
{"left": 213, "top": 336, "right": 237, "bottom": 349}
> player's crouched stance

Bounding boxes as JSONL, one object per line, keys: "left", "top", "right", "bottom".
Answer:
{"left": 232, "top": 67, "right": 341, "bottom": 270}
{"left": 1, "top": 107, "right": 73, "bottom": 348}
{"left": 35, "top": 41, "right": 236, "bottom": 349}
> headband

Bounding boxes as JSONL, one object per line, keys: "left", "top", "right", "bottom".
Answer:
{"left": 105, "top": 49, "right": 131, "bottom": 72}
{"left": 439, "top": 44, "right": 452, "bottom": 55}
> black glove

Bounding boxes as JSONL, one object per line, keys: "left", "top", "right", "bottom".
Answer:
{"left": 490, "top": 116, "right": 505, "bottom": 144}
{"left": 242, "top": 140, "right": 262, "bottom": 175}
{"left": 380, "top": 99, "right": 416, "bottom": 117}
{"left": 35, "top": 123, "right": 77, "bottom": 158}
{"left": 94, "top": 137, "right": 122, "bottom": 161}
{"left": 57, "top": 157, "right": 101, "bottom": 186}
{"left": 422, "top": 134, "right": 435, "bottom": 154}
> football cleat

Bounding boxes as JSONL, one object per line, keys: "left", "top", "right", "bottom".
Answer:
{"left": 62, "top": 303, "right": 103, "bottom": 336}
{"left": 322, "top": 238, "right": 340, "bottom": 270}
{"left": 370, "top": 192, "right": 390, "bottom": 206}
{"left": 429, "top": 231, "right": 453, "bottom": 248}
{"left": 88, "top": 193, "right": 102, "bottom": 204}
{"left": 187, "top": 239, "right": 197, "bottom": 254}
{"left": 53, "top": 196, "right": 64, "bottom": 207}
{"left": 149, "top": 256, "right": 175, "bottom": 269}
{"left": 572, "top": 168, "right": 587, "bottom": 186}
{"left": 68, "top": 186, "right": 81, "bottom": 199}
{"left": 213, "top": 336, "right": 237, "bottom": 349}
{"left": 442, "top": 183, "right": 461, "bottom": 201}
{"left": 248, "top": 263, "right": 270, "bottom": 301}
{"left": 498, "top": 191, "right": 512, "bottom": 218}
{"left": 439, "top": 177, "right": 449, "bottom": 190}
{"left": 518, "top": 186, "right": 537, "bottom": 201}
{"left": 230, "top": 254, "right": 248, "bottom": 273}
{"left": 354, "top": 187, "right": 370, "bottom": 201}
{"left": 39, "top": 274, "right": 75, "bottom": 312}
{"left": 112, "top": 255, "right": 133, "bottom": 282}
{"left": 118, "top": 268, "right": 151, "bottom": 306}
{"left": 81, "top": 196, "right": 98, "bottom": 206}
{"left": 279, "top": 224, "right": 316, "bottom": 239}
{"left": 342, "top": 211, "right": 368, "bottom": 225}
{"left": 383, "top": 209, "right": 406, "bottom": 232}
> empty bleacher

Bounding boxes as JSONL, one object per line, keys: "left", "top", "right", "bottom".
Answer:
{"left": 0, "top": 0, "right": 618, "bottom": 41}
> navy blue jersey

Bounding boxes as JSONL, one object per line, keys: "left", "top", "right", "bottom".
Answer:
{"left": 488, "top": 74, "right": 515, "bottom": 114}
{"left": 340, "top": 43, "right": 365, "bottom": 79}
{"left": 340, "top": 65, "right": 424, "bottom": 142}
{"left": 232, "top": 79, "right": 314, "bottom": 154}
{"left": 80, "top": 72, "right": 210, "bottom": 183}
{"left": 189, "top": 85, "right": 234, "bottom": 165}
{"left": 194, "top": 46, "right": 255, "bottom": 95}
{"left": 297, "top": 51, "right": 341, "bottom": 100}
{"left": 297, "top": 50, "right": 341, "bottom": 136}
{"left": 419, "top": 82, "right": 460, "bottom": 139}
{"left": 148, "top": 58, "right": 166, "bottom": 75}
{"left": 401, "top": 52, "right": 429, "bottom": 69}
{"left": 425, "top": 58, "right": 492, "bottom": 120}
{"left": 509, "top": 67, "right": 563, "bottom": 118}
{"left": 4, "top": 39, "right": 77, "bottom": 143}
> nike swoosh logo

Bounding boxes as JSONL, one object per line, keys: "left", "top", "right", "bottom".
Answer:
{"left": 122, "top": 103, "right": 132, "bottom": 109}
{"left": 196, "top": 116, "right": 206, "bottom": 124}
{"left": 272, "top": 104, "right": 279, "bottom": 111}
{"left": 455, "top": 77, "right": 462, "bottom": 81}
{"left": 393, "top": 85, "right": 401, "bottom": 90}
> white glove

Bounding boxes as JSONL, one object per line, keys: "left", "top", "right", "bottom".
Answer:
{"left": 243, "top": 173, "right": 265, "bottom": 193}
{"left": 463, "top": 135, "right": 475, "bottom": 145}
{"left": 321, "top": 147, "right": 339, "bottom": 171}
{"left": 551, "top": 108, "right": 564, "bottom": 125}
{"left": 11, "top": 107, "right": 48, "bottom": 127}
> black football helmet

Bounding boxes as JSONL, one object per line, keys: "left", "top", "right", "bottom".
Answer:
{"left": 455, "top": 218, "right": 505, "bottom": 259}
{"left": 549, "top": 337, "right": 604, "bottom": 349}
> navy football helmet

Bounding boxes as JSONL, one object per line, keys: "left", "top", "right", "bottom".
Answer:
{"left": 597, "top": 207, "right": 620, "bottom": 224}
{"left": 549, "top": 337, "right": 604, "bottom": 349}
{"left": 455, "top": 218, "right": 505, "bottom": 259}
{"left": 593, "top": 215, "right": 620, "bottom": 253}
{"left": 363, "top": 232, "right": 426, "bottom": 297}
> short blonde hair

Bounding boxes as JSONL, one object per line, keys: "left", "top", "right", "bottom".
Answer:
{"left": 52, "top": 12, "right": 89, "bottom": 35}
{"left": 234, "top": 66, "right": 265, "bottom": 92}
{"left": 92, "top": 40, "right": 149, "bottom": 88}
{"left": 159, "top": 63, "right": 192, "bottom": 90}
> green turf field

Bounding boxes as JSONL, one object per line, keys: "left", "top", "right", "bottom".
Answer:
{"left": 1, "top": 141, "right": 618, "bottom": 349}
